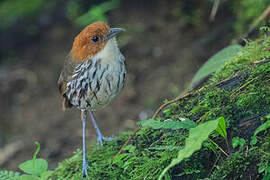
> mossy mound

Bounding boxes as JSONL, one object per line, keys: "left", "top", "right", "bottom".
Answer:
{"left": 52, "top": 34, "right": 270, "bottom": 180}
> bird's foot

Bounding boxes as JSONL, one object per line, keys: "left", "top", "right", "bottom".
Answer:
{"left": 82, "top": 159, "right": 89, "bottom": 177}
{"left": 97, "top": 134, "right": 115, "bottom": 146}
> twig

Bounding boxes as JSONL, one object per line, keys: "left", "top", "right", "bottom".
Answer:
{"left": 196, "top": 112, "right": 209, "bottom": 123}
{"left": 149, "top": 134, "right": 165, "bottom": 148}
{"left": 207, "top": 154, "right": 221, "bottom": 178}
{"left": 252, "top": 58, "right": 270, "bottom": 66}
{"left": 152, "top": 90, "right": 196, "bottom": 119}
{"left": 254, "top": 5, "right": 270, "bottom": 27}
{"left": 209, "top": 138, "right": 229, "bottom": 157}
{"left": 239, "top": 5, "right": 270, "bottom": 45}
{"left": 209, "top": 0, "right": 220, "bottom": 22}
{"left": 238, "top": 115, "right": 260, "bottom": 127}
{"left": 230, "top": 76, "right": 259, "bottom": 97}
{"left": 230, "top": 58, "right": 270, "bottom": 97}
{"left": 112, "top": 128, "right": 140, "bottom": 160}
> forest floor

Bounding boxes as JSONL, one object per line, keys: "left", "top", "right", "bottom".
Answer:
{"left": 0, "top": 1, "right": 233, "bottom": 171}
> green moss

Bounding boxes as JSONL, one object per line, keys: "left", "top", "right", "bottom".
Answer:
{"left": 210, "top": 132, "right": 270, "bottom": 180}
{"left": 212, "top": 37, "right": 270, "bottom": 82}
{"left": 211, "top": 148, "right": 260, "bottom": 179}
{"left": 52, "top": 34, "right": 270, "bottom": 179}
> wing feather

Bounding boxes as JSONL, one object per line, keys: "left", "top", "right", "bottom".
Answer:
{"left": 58, "top": 54, "right": 78, "bottom": 110}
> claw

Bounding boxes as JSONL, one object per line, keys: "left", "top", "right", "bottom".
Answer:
{"left": 82, "top": 160, "right": 89, "bottom": 177}
{"left": 97, "top": 134, "right": 115, "bottom": 146}
{"left": 89, "top": 111, "right": 115, "bottom": 146}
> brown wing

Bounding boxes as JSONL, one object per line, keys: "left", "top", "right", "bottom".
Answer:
{"left": 58, "top": 53, "right": 78, "bottom": 110}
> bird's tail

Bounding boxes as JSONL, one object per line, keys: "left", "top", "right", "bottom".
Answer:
{"left": 61, "top": 97, "right": 73, "bottom": 111}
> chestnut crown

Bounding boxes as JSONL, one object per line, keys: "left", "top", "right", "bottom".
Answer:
{"left": 58, "top": 22, "right": 125, "bottom": 110}
{"left": 70, "top": 22, "right": 124, "bottom": 62}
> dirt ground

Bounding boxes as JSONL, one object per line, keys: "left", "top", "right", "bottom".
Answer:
{"left": 0, "top": 1, "right": 233, "bottom": 171}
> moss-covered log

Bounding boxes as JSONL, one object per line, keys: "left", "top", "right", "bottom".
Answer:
{"left": 52, "top": 34, "right": 270, "bottom": 180}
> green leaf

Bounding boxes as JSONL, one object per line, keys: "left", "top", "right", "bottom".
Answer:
{"left": 19, "top": 159, "right": 48, "bottom": 176}
{"left": 266, "top": 166, "right": 270, "bottom": 173}
{"left": 76, "top": 0, "right": 120, "bottom": 26}
{"left": 215, "top": 117, "right": 227, "bottom": 139}
{"left": 204, "top": 141, "right": 217, "bottom": 154}
{"left": 250, "top": 136, "right": 258, "bottom": 145}
{"left": 40, "top": 171, "right": 53, "bottom": 180}
{"left": 123, "top": 145, "right": 136, "bottom": 153}
{"left": 261, "top": 166, "right": 270, "bottom": 180}
{"left": 19, "top": 175, "right": 39, "bottom": 180}
{"left": 138, "top": 118, "right": 197, "bottom": 130}
{"left": 254, "top": 120, "right": 270, "bottom": 136}
{"left": 190, "top": 45, "right": 243, "bottom": 87}
{"left": 262, "top": 174, "right": 270, "bottom": 180}
{"left": 113, "top": 153, "right": 128, "bottom": 166}
{"left": 158, "top": 118, "right": 219, "bottom": 180}
{"left": 163, "top": 109, "right": 171, "bottom": 117}
{"left": 232, "top": 137, "right": 245, "bottom": 149}
{"left": 19, "top": 141, "right": 48, "bottom": 176}
{"left": 259, "top": 165, "right": 266, "bottom": 173}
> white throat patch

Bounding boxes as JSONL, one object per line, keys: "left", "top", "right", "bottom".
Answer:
{"left": 94, "top": 38, "right": 120, "bottom": 63}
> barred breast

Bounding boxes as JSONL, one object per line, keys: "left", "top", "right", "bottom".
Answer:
{"left": 65, "top": 54, "right": 126, "bottom": 111}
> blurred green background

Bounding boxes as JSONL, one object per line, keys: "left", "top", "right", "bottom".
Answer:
{"left": 0, "top": 0, "right": 269, "bottom": 171}
{"left": 0, "top": 0, "right": 269, "bottom": 59}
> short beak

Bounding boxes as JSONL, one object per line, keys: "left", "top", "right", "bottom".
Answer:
{"left": 106, "top": 28, "right": 125, "bottom": 40}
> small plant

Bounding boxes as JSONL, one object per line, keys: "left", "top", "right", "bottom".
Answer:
{"left": 250, "top": 114, "right": 270, "bottom": 146}
{"left": 76, "top": 0, "right": 120, "bottom": 27}
{"left": 0, "top": 170, "right": 20, "bottom": 180}
{"left": 232, "top": 137, "right": 246, "bottom": 149}
{"left": 18, "top": 141, "right": 52, "bottom": 180}
{"left": 163, "top": 109, "right": 172, "bottom": 117}
{"left": 258, "top": 162, "right": 270, "bottom": 180}
{"left": 0, "top": 142, "right": 52, "bottom": 180}
{"left": 159, "top": 117, "right": 225, "bottom": 179}
{"left": 215, "top": 117, "right": 227, "bottom": 140}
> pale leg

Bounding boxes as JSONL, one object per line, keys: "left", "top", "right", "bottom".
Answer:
{"left": 81, "top": 110, "right": 89, "bottom": 177}
{"left": 89, "top": 110, "right": 114, "bottom": 146}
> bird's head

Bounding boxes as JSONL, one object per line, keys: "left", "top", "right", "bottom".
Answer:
{"left": 71, "top": 22, "right": 125, "bottom": 62}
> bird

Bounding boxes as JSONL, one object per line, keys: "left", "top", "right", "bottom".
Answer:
{"left": 57, "top": 22, "right": 126, "bottom": 177}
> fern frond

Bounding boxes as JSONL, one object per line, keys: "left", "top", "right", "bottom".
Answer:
{"left": 0, "top": 170, "right": 20, "bottom": 180}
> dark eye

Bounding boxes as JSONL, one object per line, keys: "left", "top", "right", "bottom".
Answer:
{"left": 92, "top": 36, "right": 99, "bottom": 42}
